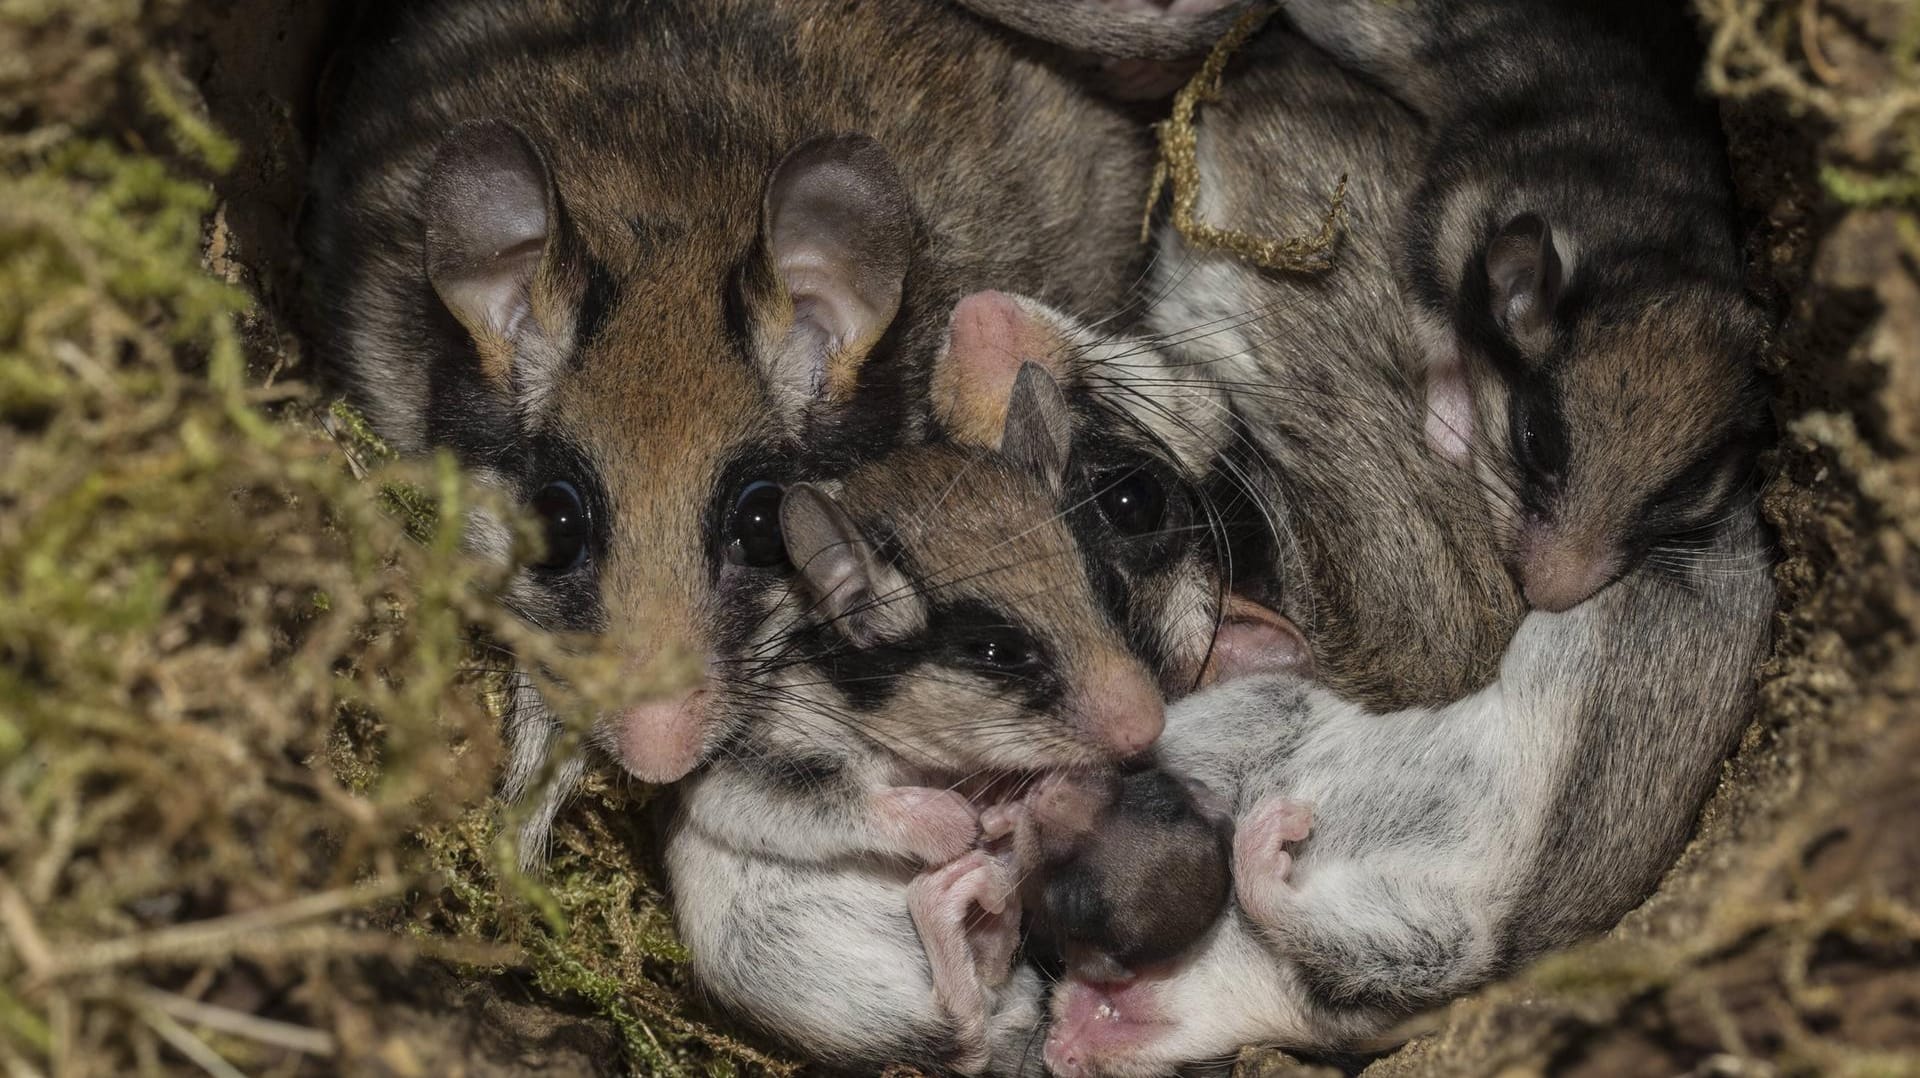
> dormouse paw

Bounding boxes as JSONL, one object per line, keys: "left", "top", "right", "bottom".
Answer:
{"left": 1232, "top": 796, "right": 1314, "bottom": 929}
{"left": 907, "top": 850, "right": 1021, "bottom": 1074}
{"left": 978, "top": 800, "right": 1027, "bottom": 846}
{"left": 873, "top": 785, "right": 980, "bottom": 864}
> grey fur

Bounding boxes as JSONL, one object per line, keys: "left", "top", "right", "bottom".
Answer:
{"left": 1187, "top": 0, "right": 1768, "bottom": 611}
{"left": 1065, "top": 30, "right": 1524, "bottom": 709}
{"left": 950, "top": 0, "right": 1252, "bottom": 60}
{"left": 1042, "top": 511, "right": 1774, "bottom": 1076}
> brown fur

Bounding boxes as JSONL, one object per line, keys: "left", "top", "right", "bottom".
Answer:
{"left": 1534, "top": 291, "right": 1760, "bottom": 564}
{"left": 303, "top": 0, "right": 1154, "bottom": 808}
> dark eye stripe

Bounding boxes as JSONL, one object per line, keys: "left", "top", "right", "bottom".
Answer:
{"left": 1640, "top": 442, "right": 1745, "bottom": 541}
{"left": 932, "top": 599, "right": 1064, "bottom": 712}
{"left": 508, "top": 433, "right": 610, "bottom": 633}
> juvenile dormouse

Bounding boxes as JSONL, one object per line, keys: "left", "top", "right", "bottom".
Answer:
{"left": 1040, "top": 506, "right": 1773, "bottom": 1077}
{"left": 997, "top": 765, "right": 1234, "bottom": 984}
{"left": 303, "top": 0, "right": 1154, "bottom": 860}
{"left": 958, "top": 0, "right": 1771, "bottom": 613}
{"left": 1259, "top": 0, "right": 1770, "bottom": 614}
{"left": 676, "top": 364, "right": 1167, "bottom": 871}
{"left": 667, "top": 362, "right": 1218, "bottom": 1075}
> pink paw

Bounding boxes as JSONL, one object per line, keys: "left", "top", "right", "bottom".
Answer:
{"left": 907, "top": 850, "right": 1021, "bottom": 1072}
{"left": 873, "top": 785, "right": 980, "bottom": 864}
{"left": 1025, "top": 771, "right": 1111, "bottom": 838}
{"left": 978, "top": 800, "right": 1026, "bottom": 845}
{"left": 1232, "top": 797, "right": 1313, "bottom": 928}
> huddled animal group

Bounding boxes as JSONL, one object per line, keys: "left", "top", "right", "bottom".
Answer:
{"left": 305, "top": 0, "right": 1774, "bottom": 1073}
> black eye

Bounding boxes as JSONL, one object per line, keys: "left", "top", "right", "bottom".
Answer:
{"left": 1509, "top": 398, "right": 1565, "bottom": 485}
{"left": 531, "top": 480, "right": 591, "bottom": 572}
{"left": 726, "top": 480, "right": 788, "bottom": 568}
{"left": 963, "top": 629, "right": 1040, "bottom": 676}
{"left": 1096, "top": 467, "right": 1167, "bottom": 537}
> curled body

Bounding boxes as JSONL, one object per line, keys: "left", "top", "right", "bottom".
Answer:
{"left": 1042, "top": 509, "right": 1775, "bottom": 1078}
{"left": 1269, "top": 0, "right": 1770, "bottom": 614}
{"left": 667, "top": 362, "right": 1226, "bottom": 1075}
{"left": 302, "top": 0, "right": 1152, "bottom": 857}
{"left": 1117, "top": 29, "right": 1526, "bottom": 708}
{"left": 957, "top": 0, "right": 1770, "bottom": 613}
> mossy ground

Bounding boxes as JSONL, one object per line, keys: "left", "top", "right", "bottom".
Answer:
{"left": 0, "top": 1, "right": 1913, "bottom": 1076}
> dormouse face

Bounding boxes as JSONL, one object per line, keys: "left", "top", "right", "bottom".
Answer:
{"left": 723, "top": 367, "right": 1169, "bottom": 780}
{"left": 408, "top": 123, "right": 922, "bottom": 785}
{"left": 1472, "top": 214, "right": 1768, "bottom": 612}
{"left": 929, "top": 290, "right": 1311, "bottom": 696}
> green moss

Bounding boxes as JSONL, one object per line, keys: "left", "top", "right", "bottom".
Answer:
{"left": 0, "top": 3, "right": 787, "bottom": 1073}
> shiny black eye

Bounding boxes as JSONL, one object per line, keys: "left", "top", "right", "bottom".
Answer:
{"left": 531, "top": 480, "right": 591, "bottom": 572}
{"left": 726, "top": 480, "right": 788, "bottom": 568}
{"left": 1096, "top": 467, "right": 1167, "bottom": 537}
{"left": 1518, "top": 415, "right": 1541, "bottom": 463}
{"left": 1509, "top": 398, "right": 1565, "bottom": 485}
{"left": 963, "top": 629, "right": 1040, "bottom": 675}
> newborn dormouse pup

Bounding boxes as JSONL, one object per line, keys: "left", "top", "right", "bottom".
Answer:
{"left": 1042, "top": 509, "right": 1774, "bottom": 1078}
{"left": 302, "top": 0, "right": 1153, "bottom": 858}
{"left": 957, "top": 0, "right": 1770, "bottom": 614}
{"left": 667, "top": 362, "right": 1227, "bottom": 1076}
{"left": 997, "top": 765, "right": 1233, "bottom": 984}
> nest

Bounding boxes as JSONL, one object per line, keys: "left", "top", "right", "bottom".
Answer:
{"left": 1, "top": 0, "right": 1914, "bottom": 1075}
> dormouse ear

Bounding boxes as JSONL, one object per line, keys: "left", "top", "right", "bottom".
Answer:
{"left": 932, "top": 290, "right": 1074, "bottom": 449}
{"left": 754, "top": 133, "right": 913, "bottom": 413}
{"left": 779, "top": 484, "right": 926, "bottom": 648}
{"left": 1485, "top": 213, "right": 1564, "bottom": 356}
{"left": 1200, "top": 594, "right": 1312, "bottom": 687}
{"left": 422, "top": 120, "right": 583, "bottom": 387}
{"left": 1000, "top": 362, "right": 1074, "bottom": 494}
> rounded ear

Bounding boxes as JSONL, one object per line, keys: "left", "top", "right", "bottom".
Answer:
{"left": 1200, "top": 594, "right": 1312, "bottom": 687}
{"left": 752, "top": 133, "right": 914, "bottom": 414}
{"left": 932, "top": 290, "right": 1074, "bottom": 449}
{"left": 422, "top": 120, "right": 585, "bottom": 389}
{"left": 779, "top": 483, "right": 926, "bottom": 647}
{"left": 1485, "top": 213, "right": 1564, "bottom": 357}
{"left": 1000, "top": 362, "right": 1074, "bottom": 494}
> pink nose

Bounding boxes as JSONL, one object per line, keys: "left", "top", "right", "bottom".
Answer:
{"left": 610, "top": 687, "right": 710, "bottom": 783}
{"left": 1076, "top": 659, "right": 1166, "bottom": 758}
{"left": 1520, "top": 529, "right": 1620, "bottom": 612}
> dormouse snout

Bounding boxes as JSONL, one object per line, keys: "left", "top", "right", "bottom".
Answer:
{"left": 1517, "top": 520, "right": 1621, "bottom": 613}
{"left": 1071, "top": 657, "right": 1165, "bottom": 759}
{"left": 607, "top": 682, "right": 711, "bottom": 784}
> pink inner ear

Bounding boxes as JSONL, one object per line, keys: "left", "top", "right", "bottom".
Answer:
{"left": 1201, "top": 597, "right": 1312, "bottom": 687}
{"left": 939, "top": 291, "right": 1068, "bottom": 444}
{"left": 950, "top": 290, "right": 1045, "bottom": 372}
{"left": 1425, "top": 357, "right": 1475, "bottom": 465}
{"left": 611, "top": 689, "right": 709, "bottom": 783}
